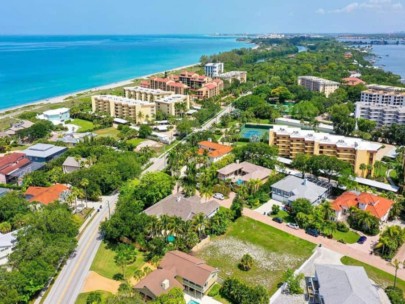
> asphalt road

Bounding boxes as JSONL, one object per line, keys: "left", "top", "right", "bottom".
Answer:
{"left": 42, "top": 194, "right": 118, "bottom": 304}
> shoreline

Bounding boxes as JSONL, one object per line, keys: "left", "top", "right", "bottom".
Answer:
{"left": 0, "top": 63, "right": 199, "bottom": 116}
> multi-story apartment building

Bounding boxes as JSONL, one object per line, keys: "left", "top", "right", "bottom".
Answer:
{"left": 178, "top": 71, "right": 211, "bottom": 89}
{"left": 92, "top": 95, "right": 155, "bottom": 124}
{"left": 204, "top": 62, "right": 224, "bottom": 77}
{"left": 124, "top": 86, "right": 173, "bottom": 102}
{"left": 355, "top": 102, "right": 405, "bottom": 126}
{"left": 218, "top": 71, "right": 247, "bottom": 83}
{"left": 298, "top": 76, "right": 340, "bottom": 97}
{"left": 149, "top": 77, "right": 189, "bottom": 95}
{"left": 269, "top": 126, "right": 382, "bottom": 176}
{"left": 360, "top": 84, "right": 405, "bottom": 106}
{"left": 196, "top": 79, "right": 224, "bottom": 99}
{"left": 155, "top": 94, "right": 190, "bottom": 117}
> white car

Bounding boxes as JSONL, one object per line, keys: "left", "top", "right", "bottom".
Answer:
{"left": 213, "top": 193, "right": 225, "bottom": 200}
{"left": 287, "top": 223, "right": 300, "bottom": 230}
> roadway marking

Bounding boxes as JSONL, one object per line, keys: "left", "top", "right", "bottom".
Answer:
{"left": 54, "top": 210, "right": 107, "bottom": 303}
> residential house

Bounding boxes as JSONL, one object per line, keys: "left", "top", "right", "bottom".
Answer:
{"left": 144, "top": 194, "right": 219, "bottom": 221}
{"left": 0, "top": 230, "right": 18, "bottom": 266}
{"left": 331, "top": 191, "right": 393, "bottom": 222}
{"left": 271, "top": 175, "right": 329, "bottom": 205}
{"left": 23, "top": 143, "right": 68, "bottom": 162}
{"left": 198, "top": 141, "right": 232, "bottom": 163}
{"left": 0, "top": 153, "right": 32, "bottom": 184}
{"left": 37, "top": 108, "right": 70, "bottom": 125}
{"left": 217, "top": 161, "right": 271, "bottom": 184}
{"left": 25, "top": 183, "right": 71, "bottom": 205}
{"left": 342, "top": 77, "right": 365, "bottom": 86}
{"left": 62, "top": 156, "right": 86, "bottom": 174}
{"left": 57, "top": 132, "right": 96, "bottom": 146}
{"left": 135, "top": 250, "right": 218, "bottom": 300}
{"left": 2, "top": 120, "right": 34, "bottom": 137}
{"left": 310, "top": 264, "right": 381, "bottom": 304}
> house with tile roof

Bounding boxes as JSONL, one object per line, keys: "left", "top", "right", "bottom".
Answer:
{"left": 332, "top": 191, "right": 393, "bottom": 221}
{"left": 342, "top": 77, "right": 365, "bottom": 86}
{"left": 135, "top": 250, "right": 218, "bottom": 300}
{"left": 25, "top": 183, "right": 71, "bottom": 205}
{"left": 144, "top": 194, "right": 219, "bottom": 221}
{"left": 0, "top": 153, "right": 32, "bottom": 184}
{"left": 198, "top": 141, "right": 232, "bottom": 163}
{"left": 217, "top": 161, "right": 271, "bottom": 184}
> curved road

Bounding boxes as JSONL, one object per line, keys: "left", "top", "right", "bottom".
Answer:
{"left": 43, "top": 194, "right": 118, "bottom": 304}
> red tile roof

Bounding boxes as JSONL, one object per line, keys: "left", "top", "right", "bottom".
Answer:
{"left": 332, "top": 191, "right": 393, "bottom": 219}
{"left": 198, "top": 141, "right": 233, "bottom": 159}
{"left": 0, "top": 153, "right": 30, "bottom": 176}
{"left": 25, "top": 183, "right": 70, "bottom": 205}
{"left": 204, "top": 83, "right": 217, "bottom": 90}
{"left": 342, "top": 77, "right": 365, "bottom": 86}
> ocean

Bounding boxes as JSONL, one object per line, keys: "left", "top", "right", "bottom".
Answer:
{"left": 371, "top": 45, "right": 405, "bottom": 82}
{"left": 0, "top": 35, "right": 250, "bottom": 110}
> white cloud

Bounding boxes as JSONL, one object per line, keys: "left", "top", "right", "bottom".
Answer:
{"left": 316, "top": 0, "right": 403, "bottom": 14}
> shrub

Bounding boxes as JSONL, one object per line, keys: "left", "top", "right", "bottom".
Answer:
{"left": 385, "top": 286, "right": 405, "bottom": 304}
{"left": 283, "top": 269, "right": 304, "bottom": 294}
{"left": 208, "top": 283, "right": 221, "bottom": 297}
{"left": 220, "top": 278, "right": 269, "bottom": 304}
{"left": 239, "top": 254, "right": 254, "bottom": 271}
{"left": 271, "top": 204, "right": 280, "bottom": 215}
{"left": 336, "top": 221, "right": 349, "bottom": 232}
{"left": 86, "top": 292, "right": 102, "bottom": 304}
{"left": 213, "top": 184, "right": 231, "bottom": 197}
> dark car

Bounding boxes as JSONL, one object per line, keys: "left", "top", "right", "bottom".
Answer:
{"left": 357, "top": 236, "right": 367, "bottom": 244}
{"left": 273, "top": 217, "right": 283, "bottom": 223}
{"left": 306, "top": 228, "right": 319, "bottom": 237}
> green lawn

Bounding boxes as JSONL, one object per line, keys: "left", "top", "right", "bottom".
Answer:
{"left": 332, "top": 230, "right": 360, "bottom": 244}
{"left": 341, "top": 256, "right": 405, "bottom": 294}
{"left": 75, "top": 290, "right": 113, "bottom": 304}
{"left": 127, "top": 138, "right": 144, "bottom": 147}
{"left": 90, "top": 242, "right": 146, "bottom": 280}
{"left": 271, "top": 209, "right": 294, "bottom": 223}
{"left": 71, "top": 119, "right": 95, "bottom": 132}
{"left": 94, "top": 127, "right": 120, "bottom": 139}
{"left": 234, "top": 141, "right": 248, "bottom": 147}
{"left": 196, "top": 217, "right": 316, "bottom": 295}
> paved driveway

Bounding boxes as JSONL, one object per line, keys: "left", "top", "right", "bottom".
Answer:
{"left": 254, "top": 199, "right": 283, "bottom": 215}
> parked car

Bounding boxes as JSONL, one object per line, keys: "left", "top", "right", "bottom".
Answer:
{"left": 273, "top": 217, "right": 283, "bottom": 223}
{"left": 357, "top": 236, "right": 367, "bottom": 244}
{"left": 213, "top": 193, "right": 225, "bottom": 200}
{"left": 306, "top": 228, "right": 319, "bottom": 237}
{"left": 287, "top": 223, "right": 299, "bottom": 230}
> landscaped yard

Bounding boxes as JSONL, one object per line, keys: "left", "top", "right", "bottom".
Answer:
{"left": 94, "top": 127, "right": 120, "bottom": 139}
{"left": 75, "top": 290, "right": 112, "bottom": 304}
{"left": 341, "top": 256, "right": 405, "bottom": 293}
{"left": 127, "top": 138, "right": 145, "bottom": 147}
{"left": 90, "top": 241, "right": 145, "bottom": 279}
{"left": 71, "top": 118, "right": 95, "bottom": 132}
{"left": 271, "top": 209, "right": 294, "bottom": 223}
{"left": 332, "top": 230, "right": 360, "bottom": 244}
{"left": 196, "top": 216, "right": 316, "bottom": 296}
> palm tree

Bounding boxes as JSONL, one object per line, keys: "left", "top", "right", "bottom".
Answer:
{"left": 246, "top": 179, "right": 261, "bottom": 195}
{"left": 192, "top": 213, "right": 208, "bottom": 240}
{"left": 199, "top": 186, "right": 213, "bottom": 202}
{"left": 137, "top": 111, "right": 144, "bottom": 123}
{"left": 80, "top": 178, "right": 89, "bottom": 208}
{"left": 133, "top": 269, "right": 144, "bottom": 281}
{"left": 359, "top": 163, "right": 367, "bottom": 178}
{"left": 239, "top": 254, "right": 254, "bottom": 271}
{"left": 159, "top": 215, "right": 171, "bottom": 240}
{"left": 391, "top": 259, "right": 402, "bottom": 288}
{"left": 319, "top": 201, "right": 335, "bottom": 221}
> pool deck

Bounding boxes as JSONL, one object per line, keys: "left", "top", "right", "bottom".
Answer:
{"left": 184, "top": 294, "right": 222, "bottom": 304}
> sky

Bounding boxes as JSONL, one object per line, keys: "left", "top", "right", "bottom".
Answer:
{"left": 1, "top": 0, "right": 404, "bottom": 35}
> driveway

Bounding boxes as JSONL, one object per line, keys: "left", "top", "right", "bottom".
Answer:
{"left": 254, "top": 199, "right": 283, "bottom": 215}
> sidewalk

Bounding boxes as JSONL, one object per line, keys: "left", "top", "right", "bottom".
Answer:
{"left": 216, "top": 198, "right": 405, "bottom": 280}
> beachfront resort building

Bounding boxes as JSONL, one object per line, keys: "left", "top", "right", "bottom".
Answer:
{"left": 355, "top": 102, "right": 405, "bottom": 126}
{"left": 298, "top": 76, "right": 340, "bottom": 97}
{"left": 149, "top": 77, "right": 189, "bottom": 95}
{"left": 135, "top": 250, "right": 218, "bottom": 300}
{"left": 269, "top": 126, "right": 382, "bottom": 176}
{"left": 124, "top": 86, "right": 173, "bottom": 102}
{"left": 91, "top": 95, "right": 156, "bottom": 124}
{"left": 204, "top": 62, "right": 224, "bottom": 77}
{"left": 360, "top": 84, "right": 405, "bottom": 106}
{"left": 155, "top": 94, "right": 190, "bottom": 117}
{"left": 37, "top": 108, "right": 70, "bottom": 125}
{"left": 218, "top": 71, "right": 247, "bottom": 84}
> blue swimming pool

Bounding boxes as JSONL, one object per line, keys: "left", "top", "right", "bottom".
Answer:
{"left": 188, "top": 300, "right": 200, "bottom": 304}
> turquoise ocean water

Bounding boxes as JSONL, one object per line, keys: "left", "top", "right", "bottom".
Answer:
{"left": 0, "top": 35, "right": 249, "bottom": 110}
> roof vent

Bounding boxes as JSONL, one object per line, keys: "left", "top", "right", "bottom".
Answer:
{"left": 161, "top": 279, "right": 170, "bottom": 290}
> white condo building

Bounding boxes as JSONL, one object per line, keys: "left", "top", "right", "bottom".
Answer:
{"left": 204, "top": 62, "right": 224, "bottom": 77}
{"left": 298, "top": 76, "right": 340, "bottom": 97}
{"left": 355, "top": 102, "right": 405, "bottom": 126}
{"left": 124, "top": 86, "right": 173, "bottom": 102}
{"left": 360, "top": 84, "right": 405, "bottom": 106}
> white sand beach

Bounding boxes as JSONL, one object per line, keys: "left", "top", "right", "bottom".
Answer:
{"left": 0, "top": 63, "right": 198, "bottom": 117}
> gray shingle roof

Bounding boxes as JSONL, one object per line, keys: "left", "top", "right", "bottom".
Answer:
{"left": 144, "top": 194, "right": 219, "bottom": 221}
{"left": 316, "top": 264, "right": 381, "bottom": 304}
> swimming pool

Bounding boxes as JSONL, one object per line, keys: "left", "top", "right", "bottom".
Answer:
{"left": 187, "top": 300, "right": 200, "bottom": 304}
